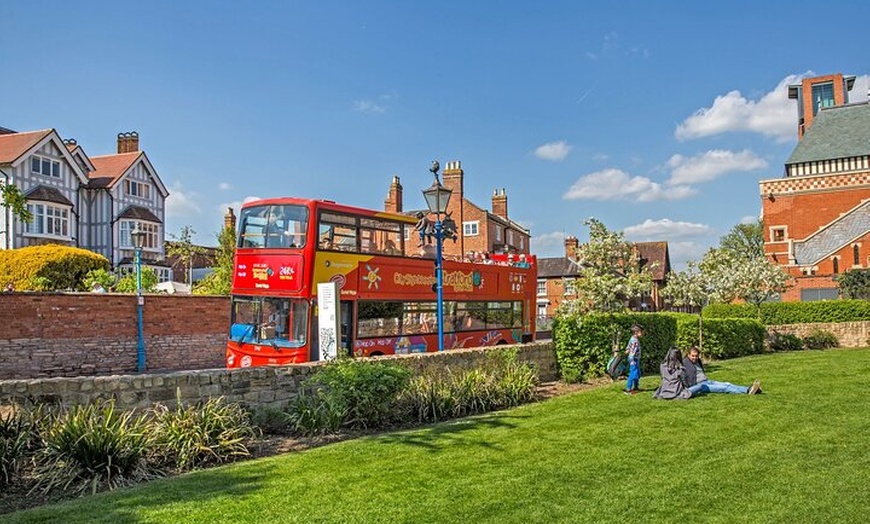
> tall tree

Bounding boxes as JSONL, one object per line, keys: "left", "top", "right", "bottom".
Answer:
{"left": 1, "top": 183, "right": 33, "bottom": 223}
{"left": 193, "top": 224, "right": 235, "bottom": 295}
{"left": 719, "top": 220, "right": 764, "bottom": 260}
{"left": 166, "top": 225, "right": 205, "bottom": 284}
{"left": 565, "top": 218, "right": 654, "bottom": 314}
{"left": 838, "top": 268, "right": 870, "bottom": 300}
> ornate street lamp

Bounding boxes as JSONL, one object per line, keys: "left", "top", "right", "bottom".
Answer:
{"left": 131, "top": 226, "right": 147, "bottom": 373}
{"left": 422, "top": 160, "right": 452, "bottom": 352}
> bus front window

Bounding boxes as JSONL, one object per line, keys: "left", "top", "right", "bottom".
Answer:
{"left": 231, "top": 297, "right": 309, "bottom": 348}
{"left": 239, "top": 204, "right": 309, "bottom": 249}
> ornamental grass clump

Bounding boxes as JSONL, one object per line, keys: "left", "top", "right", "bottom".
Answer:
{"left": 31, "top": 401, "right": 151, "bottom": 495}
{"left": 0, "top": 408, "right": 36, "bottom": 487}
{"left": 146, "top": 394, "right": 259, "bottom": 473}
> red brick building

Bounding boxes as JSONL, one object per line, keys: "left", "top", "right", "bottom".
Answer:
{"left": 383, "top": 160, "right": 531, "bottom": 259}
{"left": 760, "top": 73, "right": 870, "bottom": 301}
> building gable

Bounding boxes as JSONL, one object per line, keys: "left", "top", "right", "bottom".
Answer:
{"left": 0, "top": 129, "right": 89, "bottom": 185}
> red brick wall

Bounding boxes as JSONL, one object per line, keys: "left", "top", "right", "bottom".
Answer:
{"left": 0, "top": 293, "right": 229, "bottom": 379}
{"left": 762, "top": 188, "right": 869, "bottom": 242}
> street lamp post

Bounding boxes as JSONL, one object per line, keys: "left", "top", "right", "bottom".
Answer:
{"left": 422, "top": 160, "right": 452, "bottom": 352}
{"left": 131, "top": 227, "right": 147, "bottom": 373}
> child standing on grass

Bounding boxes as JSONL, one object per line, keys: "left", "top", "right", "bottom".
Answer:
{"left": 624, "top": 324, "right": 643, "bottom": 395}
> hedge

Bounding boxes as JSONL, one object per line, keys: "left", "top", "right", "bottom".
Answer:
{"left": 703, "top": 300, "right": 870, "bottom": 325}
{"left": 0, "top": 244, "right": 109, "bottom": 291}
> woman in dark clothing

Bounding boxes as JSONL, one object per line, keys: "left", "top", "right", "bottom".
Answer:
{"left": 653, "top": 347, "right": 693, "bottom": 400}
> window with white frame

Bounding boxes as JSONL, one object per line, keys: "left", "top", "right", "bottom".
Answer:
{"left": 537, "top": 280, "right": 546, "bottom": 296}
{"left": 563, "top": 278, "right": 577, "bottom": 296}
{"left": 125, "top": 180, "right": 151, "bottom": 200}
{"left": 25, "top": 203, "right": 70, "bottom": 238}
{"left": 495, "top": 227, "right": 502, "bottom": 242}
{"left": 30, "top": 156, "right": 61, "bottom": 178}
{"left": 507, "top": 229, "right": 515, "bottom": 246}
{"left": 463, "top": 221, "right": 479, "bottom": 236}
{"left": 120, "top": 220, "right": 160, "bottom": 249}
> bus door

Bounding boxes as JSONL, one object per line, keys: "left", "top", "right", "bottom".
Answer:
{"left": 340, "top": 301, "right": 354, "bottom": 357}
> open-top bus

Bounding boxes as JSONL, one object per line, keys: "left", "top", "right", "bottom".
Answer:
{"left": 226, "top": 197, "right": 537, "bottom": 368}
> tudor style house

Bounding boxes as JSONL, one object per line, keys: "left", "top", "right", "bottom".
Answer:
{"left": 0, "top": 128, "right": 171, "bottom": 281}
{"left": 760, "top": 73, "right": 869, "bottom": 301}
{"left": 383, "top": 160, "right": 531, "bottom": 258}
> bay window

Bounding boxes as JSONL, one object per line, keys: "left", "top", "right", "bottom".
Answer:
{"left": 25, "top": 203, "right": 70, "bottom": 238}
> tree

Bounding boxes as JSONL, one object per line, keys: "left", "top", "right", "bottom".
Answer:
{"left": 660, "top": 261, "right": 707, "bottom": 310}
{"left": 166, "top": 225, "right": 205, "bottom": 284}
{"left": 564, "top": 218, "right": 655, "bottom": 314}
{"left": 1, "top": 183, "right": 33, "bottom": 223}
{"left": 838, "top": 268, "right": 870, "bottom": 300}
{"left": 193, "top": 224, "right": 235, "bottom": 295}
{"left": 114, "top": 266, "right": 159, "bottom": 293}
{"left": 719, "top": 220, "right": 764, "bottom": 260}
{"left": 697, "top": 246, "right": 792, "bottom": 307}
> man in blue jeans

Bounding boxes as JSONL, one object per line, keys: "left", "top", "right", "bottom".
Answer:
{"left": 683, "top": 346, "right": 761, "bottom": 395}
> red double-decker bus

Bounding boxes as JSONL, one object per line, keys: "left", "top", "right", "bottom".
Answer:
{"left": 226, "top": 197, "right": 537, "bottom": 368}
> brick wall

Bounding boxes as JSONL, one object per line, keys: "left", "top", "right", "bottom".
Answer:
{"left": 0, "top": 293, "right": 229, "bottom": 379}
{"left": 0, "top": 342, "right": 558, "bottom": 412}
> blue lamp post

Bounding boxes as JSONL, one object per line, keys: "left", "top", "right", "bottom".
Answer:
{"left": 422, "top": 160, "right": 452, "bottom": 352}
{"left": 131, "top": 226, "right": 147, "bottom": 373}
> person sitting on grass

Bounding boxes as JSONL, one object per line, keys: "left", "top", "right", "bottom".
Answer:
{"left": 683, "top": 346, "right": 761, "bottom": 396}
{"left": 653, "top": 347, "right": 693, "bottom": 400}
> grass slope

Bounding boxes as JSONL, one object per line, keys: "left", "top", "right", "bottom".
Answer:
{"left": 6, "top": 349, "right": 869, "bottom": 524}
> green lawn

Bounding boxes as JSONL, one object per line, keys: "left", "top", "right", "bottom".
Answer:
{"left": 6, "top": 349, "right": 870, "bottom": 523}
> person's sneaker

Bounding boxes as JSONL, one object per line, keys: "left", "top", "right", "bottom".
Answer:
{"left": 748, "top": 380, "right": 761, "bottom": 395}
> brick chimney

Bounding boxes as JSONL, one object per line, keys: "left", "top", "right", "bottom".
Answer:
{"left": 117, "top": 131, "right": 140, "bottom": 154}
{"left": 384, "top": 175, "right": 403, "bottom": 213}
{"left": 441, "top": 160, "right": 464, "bottom": 202}
{"left": 564, "top": 235, "right": 579, "bottom": 260}
{"left": 492, "top": 188, "right": 507, "bottom": 220}
{"left": 224, "top": 207, "right": 236, "bottom": 233}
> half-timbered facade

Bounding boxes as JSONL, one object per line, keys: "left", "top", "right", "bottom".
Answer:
{"left": 0, "top": 128, "right": 171, "bottom": 281}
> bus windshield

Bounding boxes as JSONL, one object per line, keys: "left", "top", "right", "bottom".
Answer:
{"left": 229, "top": 296, "right": 309, "bottom": 348}
{"left": 239, "top": 204, "right": 309, "bottom": 249}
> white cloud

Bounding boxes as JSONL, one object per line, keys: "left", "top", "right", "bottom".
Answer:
{"left": 563, "top": 168, "right": 696, "bottom": 202}
{"left": 165, "top": 182, "right": 201, "bottom": 218}
{"left": 623, "top": 218, "right": 713, "bottom": 240}
{"left": 667, "top": 241, "right": 712, "bottom": 271}
{"left": 534, "top": 140, "right": 572, "bottom": 161}
{"left": 739, "top": 214, "right": 760, "bottom": 224}
{"left": 666, "top": 149, "right": 768, "bottom": 185}
{"left": 675, "top": 73, "right": 806, "bottom": 142}
{"left": 353, "top": 100, "right": 385, "bottom": 114}
{"left": 218, "top": 182, "right": 232, "bottom": 191}
{"left": 219, "top": 196, "right": 261, "bottom": 219}
{"left": 530, "top": 231, "right": 567, "bottom": 257}
{"left": 592, "top": 153, "right": 609, "bottom": 162}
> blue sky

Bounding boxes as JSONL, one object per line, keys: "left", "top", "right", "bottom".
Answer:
{"left": 3, "top": 1, "right": 868, "bottom": 269}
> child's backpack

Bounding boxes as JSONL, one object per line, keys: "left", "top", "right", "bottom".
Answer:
{"left": 606, "top": 353, "right": 627, "bottom": 379}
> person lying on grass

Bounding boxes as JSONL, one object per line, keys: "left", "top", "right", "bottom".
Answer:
{"left": 683, "top": 346, "right": 761, "bottom": 396}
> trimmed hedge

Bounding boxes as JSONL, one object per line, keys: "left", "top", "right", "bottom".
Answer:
{"left": 703, "top": 300, "right": 870, "bottom": 325}
{"left": 697, "top": 318, "right": 766, "bottom": 359}
{"left": 0, "top": 244, "right": 109, "bottom": 291}
{"left": 553, "top": 312, "right": 674, "bottom": 382}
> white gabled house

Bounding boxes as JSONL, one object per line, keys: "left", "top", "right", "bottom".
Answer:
{"left": 0, "top": 128, "right": 172, "bottom": 282}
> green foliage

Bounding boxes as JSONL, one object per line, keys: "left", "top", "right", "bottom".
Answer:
{"left": 114, "top": 266, "right": 159, "bottom": 293}
{"left": 696, "top": 318, "right": 766, "bottom": 359}
{"left": 703, "top": 300, "right": 870, "bottom": 325}
{"left": 565, "top": 218, "right": 655, "bottom": 314}
{"left": 166, "top": 225, "right": 206, "bottom": 284}
{"left": 702, "top": 303, "right": 760, "bottom": 319}
{"left": 768, "top": 331, "right": 804, "bottom": 352}
{"left": 802, "top": 329, "right": 839, "bottom": 350}
{"left": 193, "top": 224, "right": 235, "bottom": 295}
{"left": 249, "top": 406, "right": 292, "bottom": 435}
{"left": 1, "top": 182, "right": 32, "bottom": 223}
{"left": 83, "top": 268, "right": 117, "bottom": 291}
{"left": 287, "top": 359, "right": 412, "bottom": 435}
{"left": 660, "top": 312, "right": 702, "bottom": 350}
{"left": 0, "top": 409, "right": 34, "bottom": 487}
{"left": 0, "top": 244, "right": 109, "bottom": 291}
{"left": 146, "top": 394, "right": 259, "bottom": 473}
{"left": 32, "top": 401, "right": 151, "bottom": 495}
{"left": 837, "top": 268, "right": 870, "bottom": 300}
{"left": 719, "top": 219, "right": 764, "bottom": 260}
{"left": 396, "top": 351, "right": 538, "bottom": 423}
{"left": 553, "top": 311, "right": 672, "bottom": 382}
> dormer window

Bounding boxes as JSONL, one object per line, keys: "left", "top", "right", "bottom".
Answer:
{"left": 30, "top": 156, "right": 60, "bottom": 178}
{"left": 125, "top": 180, "right": 151, "bottom": 200}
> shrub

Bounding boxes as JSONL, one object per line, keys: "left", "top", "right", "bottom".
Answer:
{"left": 32, "top": 401, "right": 151, "bottom": 495}
{"left": 249, "top": 406, "right": 293, "bottom": 435}
{"left": 702, "top": 303, "right": 759, "bottom": 319}
{"left": 698, "top": 318, "right": 766, "bottom": 359}
{"left": 0, "top": 244, "right": 109, "bottom": 291}
{"left": 146, "top": 395, "right": 259, "bottom": 473}
{"left": 760, "top": 300, "right": 870, "bottom": 325}
{"left": 286, "top": 358, "right": 412, "bottom": 436}
{"left": 0, "top": 408, "right": 35, "bottom": 487}
{"left": 768, "top": 331, "right": 804, "bottom": 352}
{"left": 802, "top": 329, "right": 839, "bottom": 350}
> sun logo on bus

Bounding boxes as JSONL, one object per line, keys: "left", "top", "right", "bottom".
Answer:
{"left": 364, "top": 264, "right": 382, "bottom": 290}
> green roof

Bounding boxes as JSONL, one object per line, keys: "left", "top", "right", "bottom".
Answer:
{"left": 786, "top": 102, "right": 870, "bottom": 164}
